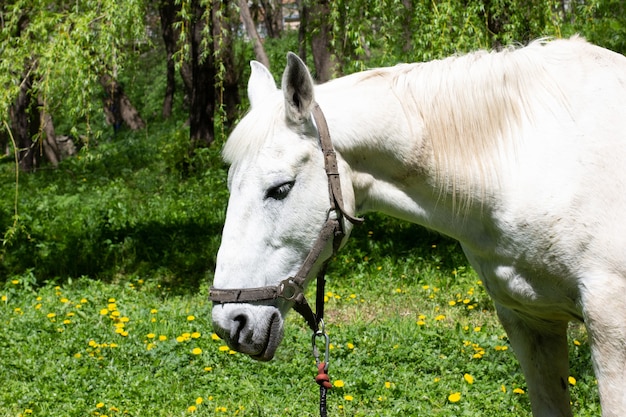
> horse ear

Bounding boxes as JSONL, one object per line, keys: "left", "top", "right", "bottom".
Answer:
{"left": 248, "top": 61, "right": 277, "bottom": 108}
{"left": 282, "top": 52, "right": 315, "bottom": 124}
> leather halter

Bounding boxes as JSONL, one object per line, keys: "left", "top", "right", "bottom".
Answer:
{"left": 209, "top": 103, "right": 363, "bottom": 332}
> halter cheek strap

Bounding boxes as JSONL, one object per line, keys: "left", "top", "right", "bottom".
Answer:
{"left": 209, "top": 102, "right": 363, "bottom": 332}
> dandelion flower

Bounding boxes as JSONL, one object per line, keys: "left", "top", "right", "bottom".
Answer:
{"left": 96, "top": 402, "right": 105, "bottom": 409}
{"left": 513, "top": 388, "right": 525, "bottom": 394}
{"left": 464, "top": 373, "right": 474, "bottom": 384}
{"left": 568, "top": 376, "right": 576, "bottom": 386}
{"left": 195, "top": 397, "right": 203, "bottom": 405}
{"left": 448, "top": 300, "right": 456, "bottom": 306}
{"left": 448, "top": 392, "right": 461, "bottom": 403}
{"left": 159, "top": 335, "right": 167, "bottom": 341}
{"left": 191, "top": 332, "right": 201, "bottom": 339}
{"left": 187, "top": 405, "right": 197, "bottom": 412}
{"left": 191, "top": 347, "right": 202, "bottom": 355}
{"left": 187, "top": 315, "right": 195, "bottom": 321}
{"left": 384, "top": 381, "right": 392, "bottom": 389}
{"left": 435, "top": 314, "right": 446, "bottom": 321}
{"left": 333, "top": 380, "right": 345, "bottom": 388}
{"left": 211, "top": 333, "right": 220, "bottom": 341}
{"left": 218, "top": 345, "right": 230, "bottom": 352}
{"left": 501, "top": 385, "right": 507, "bottom": 393}
{"left": 46, "top": 313, "right": 56, "bottom": 319}
{"left": 344, "top": 395, "right": 354, "bottom": 401}
{"left": 346, "top": 342, "right": 354, "bottom": 349}
{"left": 99, "top": 308, "right": 109, "bottom": 315}
{"left": 147, "top": 333, "right": 156, "bottom": 339}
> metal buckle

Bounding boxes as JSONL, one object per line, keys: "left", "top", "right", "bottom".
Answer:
{"left": 278, "top": 279, "right": 302, "bottom": 302}
{"left": 312, "top": 319, "right": 330, "bottom": 368}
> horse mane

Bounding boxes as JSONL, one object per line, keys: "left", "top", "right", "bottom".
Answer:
{"left": 372, "top": 38, "right": 576, "bottom": 208}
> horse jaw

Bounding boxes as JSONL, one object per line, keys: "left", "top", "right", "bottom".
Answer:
{"left": 212, "top": 303, "right": 285, "bottom": 361}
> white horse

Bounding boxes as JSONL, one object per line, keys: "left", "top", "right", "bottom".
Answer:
{"left": 211, "top": 36, "right": 626, "bottom": 417}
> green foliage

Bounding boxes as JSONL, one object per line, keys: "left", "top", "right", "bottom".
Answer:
{"left": 0, "top": 0, "right": 149, "bottom": 137}
{"left": 0, "top": 121, "right": 228, "bottom": 288}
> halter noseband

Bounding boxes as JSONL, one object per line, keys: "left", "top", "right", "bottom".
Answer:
{"left": 209, "top": 103, "right": 363, "bottom": 332}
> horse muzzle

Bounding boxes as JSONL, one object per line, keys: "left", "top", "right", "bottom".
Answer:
{"left": 211, "top": 303, "right": 284, "bottom": 361}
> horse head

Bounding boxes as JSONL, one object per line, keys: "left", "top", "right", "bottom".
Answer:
{"left": 211, "top": 53, "right": 357, "bottom": 360}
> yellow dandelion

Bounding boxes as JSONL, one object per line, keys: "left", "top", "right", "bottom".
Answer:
{"left": 195, "top": 397, "right": 203, "bottom": 405}
{"left": 191, "top": 347, "right": 203, "bottom": 355}
{"left": 191, "top": 332, "right": 201, "bottom": 339}
{"left": 11, "top": 280, "right": 19, "bottom": 285}
{"left": 344, "top": 395, "right": 354, "bottom": 401}
{"left": 448, "top": 300, "right": 456, "bottom": 306}
{"left": 501, "top": 385, "right": 507, "bottom": 393}
{"left": 473, "top": 326, "right": 481, "bottom": 332}
{"left": 187, "top": 405, "right": 197, "bottom": 412}
{"left": 568, "top": 376, "right": 576, "bottom": 386}
{"left": 435, "top": 314, "right": 446, "bottom": 321}
{"left": 448, "top": 392, "right": 461, "bottom": 403}
{"left": 211, "top": 333, "right": 221, "bottom": 341}
{"left": 107, "top": 303, "right": 117, "bottom": 311}
{"left": 573, "top": 339, "right": 581, "bottom": 346}
{"left": 147, "top": 333, "right": 155, "bottom": 339}
{"left": 333, "top": 380, "right": 345, "bottom": 388}
{"left": 187, "top": 315, "right": 195, "bottom": 321}
{"left": 218, "top": 345, "right": 230, "bottom": 352}
{"left": 99, "top": 308, "right": 109, "bottom": 315}
{"left": 96, "top": 402, "right": 105, "bottom": 409}
{"left": 464, "top": 373, "right": 474, "bottom": 384}
{"left": 346, "top": 342, "right": 354, "bottom": 349}
{"left": 513, "top": 388, "right": 525, "bottom": 394}
{"left": 46, "top": 313, "right": 56, "bottom": 319}
{"left": 150, "top": 309, "right": 158, "bottom": 314}
{"left": 384, "top": 381, "right": 392, "bottom": 389}
{"left": 159, "top": 335, "right": 167, "bottom": 341}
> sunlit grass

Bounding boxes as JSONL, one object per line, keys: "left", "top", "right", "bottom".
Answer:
{"left": 0, "top": 222, "right": 600, "bottom": 416}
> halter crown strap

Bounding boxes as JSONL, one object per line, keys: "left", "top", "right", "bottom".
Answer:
{"left": 210, "top": 102, "right": 363, "bottom": 332}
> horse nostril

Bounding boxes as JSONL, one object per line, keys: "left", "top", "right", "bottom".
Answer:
{"left": 231, "top": 314, "right": 248, "bottom": 344}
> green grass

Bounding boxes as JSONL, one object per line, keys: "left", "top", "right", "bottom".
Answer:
{"left": 0, "top": 223, "right": 601, "bottom": 416}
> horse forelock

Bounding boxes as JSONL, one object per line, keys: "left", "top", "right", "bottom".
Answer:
{"left": 222, "top": 99, "right": 286, "bottom": 166}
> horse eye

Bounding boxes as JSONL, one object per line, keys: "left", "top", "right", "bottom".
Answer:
{"left": 265, "top": 181, "right": 295, "bottom": 201}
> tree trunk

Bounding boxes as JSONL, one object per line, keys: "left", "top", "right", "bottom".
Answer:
{"left": 238, "top": 0, "right": 270, "bottom": 69}
{"left": 189, "top": 0, "right": 216, "bottom": 148}
{"left": 159, "top": 0, "right": 179, "bottom": 119}
{"left": 297, "top": 0, "right": 308, "bottom": 63}
{"left": 39, "top": 97, "right": 61, "bottom": 167}
{"left": 259, "top": 0, "right": 283, "bottom": 39}
{"left": 101, "top": 74, "right": 146, "bottom": 132}
{"left": 309, "top": 0, "right": 334, "bottom": 82}
{"left": 9, "top": 73, "right": 37, "bottom": 172}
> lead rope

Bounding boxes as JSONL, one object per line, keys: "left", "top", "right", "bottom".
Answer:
{"left": 312, "top": 263, "right": 331, "bottom": 417}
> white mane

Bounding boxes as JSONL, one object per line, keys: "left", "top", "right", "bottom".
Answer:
{"left": 351, "top": 38, "right": 575, "bottom": 206}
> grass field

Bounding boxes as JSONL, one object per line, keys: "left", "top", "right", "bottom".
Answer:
{"left": 0, "top": 219, "right": 601, "bottom": 416}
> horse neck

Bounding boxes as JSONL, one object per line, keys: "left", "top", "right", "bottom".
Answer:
{"left": 315, "top": 62, "right": 520, "bottom": 239}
